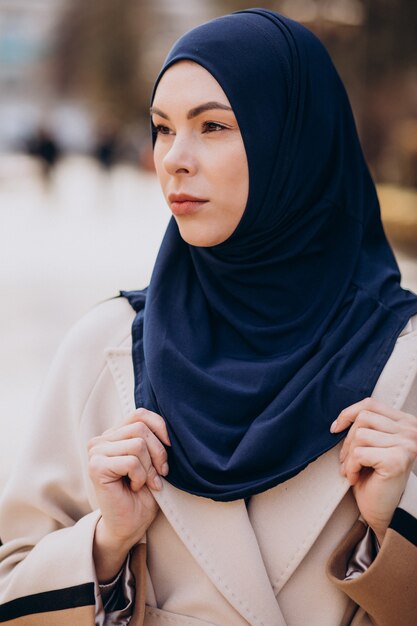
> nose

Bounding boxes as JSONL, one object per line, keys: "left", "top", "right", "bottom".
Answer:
{"left": 163, "top": 134, "right": 197, "bottom": 176}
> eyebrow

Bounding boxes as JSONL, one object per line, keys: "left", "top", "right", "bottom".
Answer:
{"left": 150, "top": 101, "right": 233, "bottom": 121}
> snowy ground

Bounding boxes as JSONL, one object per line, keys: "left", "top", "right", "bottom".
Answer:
{"left": 0, "top": 156, "right": 416, "bottom": 491}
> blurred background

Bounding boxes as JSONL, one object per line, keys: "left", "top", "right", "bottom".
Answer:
{"left": 0, "top": 0, "right": 416, "bottom": 487}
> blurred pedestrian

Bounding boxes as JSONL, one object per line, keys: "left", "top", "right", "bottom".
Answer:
{"left": 93, "top": 120, "right": 121, "bottom": 170}
{"left": 26, "top": 124, "right": 61, "bottom": 180}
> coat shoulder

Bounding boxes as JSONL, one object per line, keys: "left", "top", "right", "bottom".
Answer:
{"left": 397, "top": 313, "right": 417, "bottom": 416}
{"left": 372, "top": 313, "right": 417, "bottom": 413}
{"left": 38, "top": 296, "right": 136, "bottom": 419}
{"left": 51, "top": 296, "right": 135, "bottom": 372}
{"left": 62, "top": 295, "right": 135, "bottom": 355}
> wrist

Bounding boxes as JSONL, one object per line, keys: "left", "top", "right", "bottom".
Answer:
{"left": 369, "top": 523, "right": 388, "bottom": 546}
{"left": 93, "top": 518, "right": 141, "bottom": 583}
{"left": 96, "top": 518, "right": 139, "bottom": 552}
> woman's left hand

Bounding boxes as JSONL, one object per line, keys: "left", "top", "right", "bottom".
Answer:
{"left": 331, "top": 397, "right": 417, "bottom": 544}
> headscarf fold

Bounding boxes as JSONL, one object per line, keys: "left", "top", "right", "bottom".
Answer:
{"left": 122, "top": 9, "right": 417, "bottom": 501}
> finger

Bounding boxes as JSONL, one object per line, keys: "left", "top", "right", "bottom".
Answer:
{"left": 339, "top": 412, "right": 399, "bottom": 461}
{"left": 340, "top": 428, "right": 399, "bottom": 462}
{"left": 98, "top": 423, "right": 169, "bottom": 476}
{"left": 342, "top": 446, "right": 410, "bottom": 485}
{"left": 89, "top": 454, "right": 149, "bottom": 492}
{"left": 125, "top": 408, "right": 171, "bottom": 447}
{"left": 102, "top": 422, "right": 151, "bottom": 441}
{"left": 89, "top": 439, "right": 163, "bottom": 491}
{"left": 331, "top": 397, "right": 402, "bottom": 433}
{"left": 341, "top": 446, "right": 384, "bottom": 486}
{"left": 102, "top": 409, "right": 171, "bottom": 446}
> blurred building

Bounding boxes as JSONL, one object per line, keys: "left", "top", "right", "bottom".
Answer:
{"left": 0, "top": 0, "right": 93, "bottom": 153}
{"left": 54, "top": 0, "right": 216, "bottom": 126}
{"left": 51, "top": 0, "right": 217, "bottom": 163}
{"left": 143, "top": 0, "right": 215, "bottom": 74}
{"left": 0, "top": 0, "right": 415, "bottom": 184}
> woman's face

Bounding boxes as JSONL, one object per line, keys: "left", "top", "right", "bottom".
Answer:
{"left": 151, "top": 61, "right": 249, "bottom": 247}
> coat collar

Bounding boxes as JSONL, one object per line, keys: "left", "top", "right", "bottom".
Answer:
{"left": 105, "top": 327, "right": 416, "bottom": 626}
{"left": 106, "top": 347, "right": 286, "bottom": 625}
{"left": 151, "top": 479, "right": 287, "bottom": 626}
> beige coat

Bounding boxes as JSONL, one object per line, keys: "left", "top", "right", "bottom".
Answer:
{"left": 0, "top": 297, "right": 416, "bottom": 626}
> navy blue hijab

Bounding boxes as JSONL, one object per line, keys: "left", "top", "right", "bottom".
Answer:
{"left": 122, "top": 9, "right": 417, "bottom": 501}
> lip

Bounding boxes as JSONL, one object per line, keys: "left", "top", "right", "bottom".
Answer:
{"left": 168, "top": 193, "right": 208, "bottom": 216}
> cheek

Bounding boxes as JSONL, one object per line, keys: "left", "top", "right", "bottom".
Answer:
{"left": 153, "top": 143, "right": 162, "bottom": 172}
{"left": 214, "top": 143, "right": 249, "bottom": 215}
{"left": 153, "top": 145, "right": 168, "bottom": 190}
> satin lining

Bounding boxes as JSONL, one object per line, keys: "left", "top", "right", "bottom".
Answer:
{"left": 345, "top": 523, "right": 380, "bottom": 580}
{"left": 98, "top": 554, "right": 135, "bottom": 625}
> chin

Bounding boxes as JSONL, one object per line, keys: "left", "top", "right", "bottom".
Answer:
{"left": 178, "top": 232, "right": 227, "bottom": 247}
{"left": 177, "top": 223, "right": 227, "bottom": 247}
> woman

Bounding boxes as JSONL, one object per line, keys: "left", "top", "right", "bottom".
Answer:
{"left": 0, "top": 8, "right": 416, "bottom": 626}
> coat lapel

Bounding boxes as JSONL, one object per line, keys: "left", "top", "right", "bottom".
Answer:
{"left": 106, "top": 327, "right": 417, "bottom": 624}
{"left": 248, "top": 443, "right": 351, "bottom": 595}
{"left": 247, "top": 326, "right": 417, "bottom": 593}
{"left": 152, "top": 479, "right": 287, "bottom": 626}
{"left": 106, "top": 348, "right": 286, "bottom": 626}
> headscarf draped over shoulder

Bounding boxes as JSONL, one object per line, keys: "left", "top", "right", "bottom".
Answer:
{"left": 122, "top": 9, "right": 417, "bottom": 501}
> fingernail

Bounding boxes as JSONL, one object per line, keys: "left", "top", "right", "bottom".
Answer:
{"left": 153, "top": 475, "right": 163, "bottom": 490}
{"left": 339, "top": 450, "right": 346, "bottom": 462}
{"left": 330, "top": 419, "right": 337, "bottom": 433}
{"left": 161, "top": 462, "right": 169, "bottom": 476}
{"left": 340, "top": 462, "right": 345, "bottom": 476}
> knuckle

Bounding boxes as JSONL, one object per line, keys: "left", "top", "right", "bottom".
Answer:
{"left": 102, "top": 426, "right": 115, "bottom": 436}
{"left": 135, "top": 422, "right": 147, "bottom": 437}
{"left": 126, "top": 455, "right": 142, "bottom": 474}
{"left": 137, "top": 465, "right": 147, "bottom": 482}
{"left": 156, "top": 445, "right": 167, "bottom": 462}
{"left": 403, "top": 438, "right": 417, "bottom": 457}
{"left": 399, "top": 424, "right": 417, "bottom": 450}
{"left": 356, "top": 411, "right": 365, "bottom": 424}
{"left": 142, "top": 424, "right": 152, "bottom": 438}
{"left": 147, "top": 465, "right": 157, "bottom": 478}
{"left": 397, "top": 458, "right": 408, "bottom": 473}
{"left": 135, "top": 407, "right": 148, "bottom": 422}
{"left": 126, "top": 408, "right": 148, "bottom": 426}
{"left": 355, "top": 427, "right": 367, "bottom": 444}
{"left": 135, "top": 437, "right": 147, "bottom": 454}
{"left": 391, "top": 452, "right": 408, "bottom": 475}
{"left": 363, "top": 397, "right": 373, "bottom": 409}
{"left": 87, "top": 436, "right": 100, "bottom": 453}
{"left": 128, "top": 437, "right": 148, "bottom": 457}
{"left": 358, "top": 409, "right": 371, "bottom": 423}
{"left": 88, "top": 453, "right": 103, "bottom": 477}
{"left": 342, "top": 439, "right": 351, "bottom": 455}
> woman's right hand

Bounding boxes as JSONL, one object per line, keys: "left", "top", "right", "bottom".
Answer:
{"left": 88, "top": 408, "right": 171, "bottom": 582}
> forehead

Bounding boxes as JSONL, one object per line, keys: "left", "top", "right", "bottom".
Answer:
{"left": 152, "top": 60, "right": 231, "bottom": 108}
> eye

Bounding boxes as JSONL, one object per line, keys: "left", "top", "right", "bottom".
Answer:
{"left": 202, "top": 121, "right": 228, "bottom": 133}
{"left": 153, "top": 123, "right": 173, "bottom": 135}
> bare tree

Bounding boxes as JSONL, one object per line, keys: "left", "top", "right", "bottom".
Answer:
{"left": 55, "top": 0, "right": 151, "bottom": 122}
